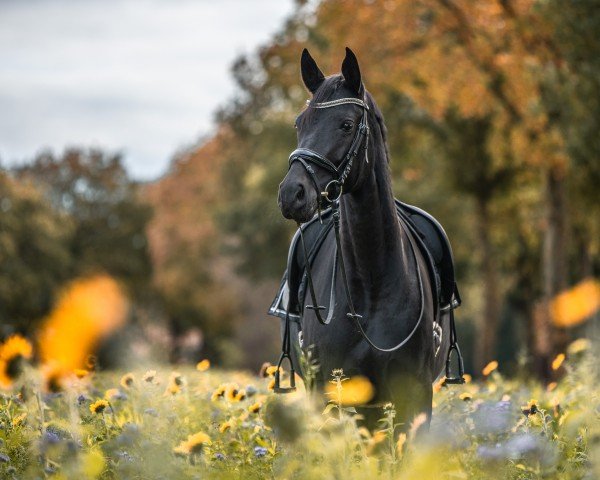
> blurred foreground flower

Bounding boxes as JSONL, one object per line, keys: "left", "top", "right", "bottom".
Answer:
{"left": 567, "top": 338, "right": 590, "bottom": 355}
{"left": 550, "top": 278, "right": 600, "bottom": 327}
{"left": 38, "top": 275, "right": 128, "bottom": 389}
{"left": 482, "top": 361, "right": 498, "bottom": 376}
{"left": 0, "top": 335, "right": 33, "bottom": 388}
{"left": 120, "top": 373, "right": 134, "bottom": 389}
{"left": 551, "top": 353, "right": 565, "bottom": 371}
{"left": 173, "top": 432, "right": 211, "bottom": 456}
{"left": 325, "top": 375, "right": 374, "bottom": 406}
{"left": 196, "top": 359, "right": 210, "bottom": 372}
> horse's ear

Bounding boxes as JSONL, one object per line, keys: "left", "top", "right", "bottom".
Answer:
{"left": 301, "top": 48, "right": 325, "bottom": 94}
{"left": 341, "top": 47, "right": 363, "bottom": 95}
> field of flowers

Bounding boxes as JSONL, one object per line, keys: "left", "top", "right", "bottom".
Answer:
{"left": 0, "top": 334, "right": 598, "bottom": 479}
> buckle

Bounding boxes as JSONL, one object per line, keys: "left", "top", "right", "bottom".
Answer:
{"left": 321, "top": 180, "right": 343, "bottom": 203}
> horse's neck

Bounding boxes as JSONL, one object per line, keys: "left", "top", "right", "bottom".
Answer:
{"left": 340, "top": 154, "right": 410, "bottom": 295}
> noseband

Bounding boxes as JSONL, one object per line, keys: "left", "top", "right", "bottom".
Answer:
{"left": 288, "top": 96, "right": 370, "bottom": 218}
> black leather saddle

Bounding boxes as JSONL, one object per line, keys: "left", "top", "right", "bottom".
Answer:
{"left": 268, "top": 200, "right": 461, "bottom": 323}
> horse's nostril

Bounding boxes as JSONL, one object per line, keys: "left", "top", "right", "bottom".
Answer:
{"left": 296, "top": 184, "right": 305, "bottom": 201}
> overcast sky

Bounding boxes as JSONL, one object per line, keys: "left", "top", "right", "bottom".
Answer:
{"left": 0, "top": 0, "right": 295, "bottom": 180}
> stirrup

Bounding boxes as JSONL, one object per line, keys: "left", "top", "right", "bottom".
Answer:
{"left": 274, "top": 353, "right": 296, "bottom": 394}
{"left": 444, "top": 343, "right": 465, "bottom": 385}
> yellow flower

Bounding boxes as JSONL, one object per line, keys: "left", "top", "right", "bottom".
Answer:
{"left": 0, "top": 335, "right": 33, "bottom": 362}
{"left": 143, "top": 370, "right": 157, "bottom": 383}
{"left": 211, "top": 384, "right": 227, "bottom": 401}
{"left": 0, "top": 335, "right": 33, "bottom": 387}
{"left": 173, "top": 432, "right": 211, "bottom": 456}
{"left": 521, "top": 399, "right": 538, "bottom": 416}
{"left": 433, "top": 377, "right": 445, "bottom": 393}
{"left": 459, "top": 392, "right": 472, "bottom": 401}
{"left": 165, "top": 372, "right": 184, "bottom": 395}
{"left": 196, "top": 359, "right": 210, "bottom": 372}
{"left": 482, "top": 361, "right": 498, "bottom": 376}
{"left": 259, "top": 362, "right": 272, "bottom": 378}
{"left": 219, "top": 421, "right": 232, "bottom": 433}
{"left": 267, "top": 379, "right": 275, "bottom": 391}
{"left": 105, "top": 388, "right": 120, "bottom": 399}
{"left": 235, "top": 389, "right": 246, "bottom": 402}
{"left": 74, "top": 369, "right": 90, "bottom": 379}
{"left": 324, "top": 375, "right": 375, "bottom": 406}
{"left": 120, "top": 373, "right": 134, "bottom": 389}
{"left": 551, "top": 353, "right": 565, "bottom": 371}
{"left": 226, "top": 384, "right": 241, "bottom": 402}
{"left": 90, "top": 399, "right": 109, "bottom": 414}
{"left": 248, "top": 402, "right": 261, "bottom": 414}
{"left": 265, "top": 365, "right": 279, "bottom": 377}
{"left": 567, "top": 338, "right": 590, "bottom": 355}
{"left": 547, "top": 382, "right": 558, "bottom": 392}
{"left": 462, "top": 374, "right": 472, "bottom": 383}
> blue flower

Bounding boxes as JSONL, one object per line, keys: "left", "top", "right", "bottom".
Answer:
{"left": 214, "top": 452, "right": 226, "bottom": 461}
{"left": 254, "top": 446, "right": 268, "bottom": 458}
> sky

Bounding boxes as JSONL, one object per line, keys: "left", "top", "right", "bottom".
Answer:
{"left": 0, "top": 0, "right": 295, "bottom": 180}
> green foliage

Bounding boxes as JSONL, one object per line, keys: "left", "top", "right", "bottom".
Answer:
{"left": 14, "top": 148, "right": 153, "bottom": 297}
{"left": 0, "top": 173, "right": 73, "bottom": 335}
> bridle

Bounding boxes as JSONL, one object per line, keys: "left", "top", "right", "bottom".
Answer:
{"left": 288, "top": 96, "right": 370, "bottom": 221}
{"left": 274, "top": 93, "right": 427, "bottom": 392}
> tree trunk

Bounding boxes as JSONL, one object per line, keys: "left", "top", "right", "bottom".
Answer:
{"left": 536, "top": 166, "right": 568, "bottom": 379}
{"left": 473, "top": 195, "right": 501, "bottom": 373}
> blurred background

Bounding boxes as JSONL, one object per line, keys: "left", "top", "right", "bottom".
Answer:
{"left": 1, "top": 0, "right": 598, "bottom": 379}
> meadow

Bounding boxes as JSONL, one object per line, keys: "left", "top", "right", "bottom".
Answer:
{"left": 0, "top": 335, "right": 597, "bottom": 479}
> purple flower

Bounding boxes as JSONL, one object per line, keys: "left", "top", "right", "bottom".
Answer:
{"left": 214, "top": 452, "right": 225, "bottom": 461}
{"left": 254, "top": 446, "right": 268, "bottom": 458}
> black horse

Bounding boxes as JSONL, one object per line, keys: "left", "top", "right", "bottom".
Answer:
{"left": 271, "top": 48, "right": 463, "bottom": 428}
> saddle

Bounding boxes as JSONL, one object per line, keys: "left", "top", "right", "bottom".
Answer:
{"left": 268, "top": 200, "right": 461, "bottom": 324}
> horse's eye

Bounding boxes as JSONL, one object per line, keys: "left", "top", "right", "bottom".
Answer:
{"left": 341, "top": 121, "right": 354, "bottom": 132}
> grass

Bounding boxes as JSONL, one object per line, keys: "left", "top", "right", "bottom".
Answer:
{"left": 0, "top": 344, "right": 598, "bottom": 479}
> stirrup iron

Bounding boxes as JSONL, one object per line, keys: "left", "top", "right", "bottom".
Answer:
{"left": 444, "top": 343, "right": 465, "bottom": 385}
{"left": 273, "top": 353, "right": 296, "bottom": 393}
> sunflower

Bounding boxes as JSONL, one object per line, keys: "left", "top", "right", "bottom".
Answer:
{"left": 0, "top": 335, "right": 33, "bottom": 387}
{"left": 120, "top": 373, "right": 134, "bottom": 389}
{"left": 173, "top": 432, "right": 211, "bottom": 456}
{"left": 165, "top": 372, "right": 184, "bottom": 395}
{"left": 143, "top": 370, "right": 157, "bottom": 383}
{"left": 521, "top": 399, "right": 538, "bottom": 416}
{"left": 459, "top": 392, "right": 472, "bottom": 401}
{"left": 211, "top": 384, "right": 227, "bottom": 402}
{"left": 248, "top": 402, "right": 261, "bottom": 414}
{"left": 0, "top": 335, "right": 33, "bottom": 362}
{"left": 90, "top": 399, "right": 109, "bottom": 414}
{"left": 259, "top": 362, "right": 272, "bottom": 378}
{"left": 219, "top": 421, "right": 232, "bottom": 433}
{"left": 225, "top": 384, "right": 242, "bottom": 402}
{"left": 267, "top": 379, "right": 275, "bottom": 391}
{"left": 196, "top": 359, "right": 210, "bottom": 372}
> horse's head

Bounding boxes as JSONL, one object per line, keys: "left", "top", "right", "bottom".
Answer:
{"left": 278, "top": 48, "right": 373, "bottom": 223}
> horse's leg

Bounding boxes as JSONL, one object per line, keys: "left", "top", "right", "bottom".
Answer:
{"left": 387, "top": 363, "right": 433, "bottom": 436}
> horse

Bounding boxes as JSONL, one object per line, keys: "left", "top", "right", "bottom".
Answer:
{"left": 273, "top": 47, "right": 462, "bottom": 429}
